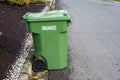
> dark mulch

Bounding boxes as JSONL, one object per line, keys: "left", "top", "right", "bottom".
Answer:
{"left": 0, "top": 1, "right": 45, "bottom": 79}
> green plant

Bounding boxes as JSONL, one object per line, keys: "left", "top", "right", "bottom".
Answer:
{"left": 113, "top": 0, "right": 120, "bottom": 2}
{"left": 31, "top": 0, "right": 50, "bottom": 6}
{"left": 5, "top": 0, "right": 30, "bottom": 6}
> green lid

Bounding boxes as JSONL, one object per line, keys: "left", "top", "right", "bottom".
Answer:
{"left": 22, "top": 10, "right": 71, "bottom": 22}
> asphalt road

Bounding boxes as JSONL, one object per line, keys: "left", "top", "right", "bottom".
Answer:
{"left": 49, "top": 0, "right": 120, "bottom": 80}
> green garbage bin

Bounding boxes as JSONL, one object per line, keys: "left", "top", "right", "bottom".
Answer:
{"left": 22, "top": 10, "right": 71, "bottom": 71}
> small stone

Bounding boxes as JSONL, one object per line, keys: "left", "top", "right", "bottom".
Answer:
{"left": 39, "top": 79, "right": 45, "bottom": 80}
{"left": 44, "top": 70, "right": 48, "bottom": 73}
{"left": 19, "top": 74, "right": 29, "bottom": 80}
{"left": 2, "top": 11, "right": 4, "bottom": 13}
{"left": 0, "top": 32, "right": 2, "bottom": 36}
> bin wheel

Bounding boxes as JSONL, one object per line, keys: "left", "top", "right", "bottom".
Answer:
{"left": 32, "top": 59, "right": 47, "bottom": 72}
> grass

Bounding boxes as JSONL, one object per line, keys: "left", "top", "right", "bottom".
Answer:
{"left": 31, "top": 0, "right": 51, "bottom": 5}
{"left": 5, "top": 0, "right": 30, "bottom": 6}
{"left": 113, "top": 0, "right": 120, "bottom": 2}
{"left": 5, "top": 0, "right": 50, "bottom": 6}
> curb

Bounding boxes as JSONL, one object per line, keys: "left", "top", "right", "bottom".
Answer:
{"left": 42, "top": 0, "right": 56, "bottom": 12}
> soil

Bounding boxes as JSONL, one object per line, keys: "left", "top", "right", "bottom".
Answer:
{"left": 0, "top": 1, "right": 45, "bottom": 79}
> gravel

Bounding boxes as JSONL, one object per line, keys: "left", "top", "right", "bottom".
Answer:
{"left": 3, "top": 33, "right": 32, "bottom": 80}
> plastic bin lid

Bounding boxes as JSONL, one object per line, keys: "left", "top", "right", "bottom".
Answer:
{"left": 22, "top": 10, "right": 71, "bottom": 22}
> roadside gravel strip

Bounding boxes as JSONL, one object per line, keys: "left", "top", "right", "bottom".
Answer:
{"left": 4, "top": 33, "right": 32, "bottom": 80}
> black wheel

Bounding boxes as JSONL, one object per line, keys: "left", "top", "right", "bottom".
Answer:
{"left": 32, "top": 59, "right": 47, "bottom": 72}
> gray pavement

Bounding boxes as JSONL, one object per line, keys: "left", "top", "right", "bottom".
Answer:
{"left": 50, "top": 0, "right": 120, "bottom": 80}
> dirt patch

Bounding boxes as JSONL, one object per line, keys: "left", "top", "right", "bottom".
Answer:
{"left": 0, "top": 2, "right": 45, "bottom": 79}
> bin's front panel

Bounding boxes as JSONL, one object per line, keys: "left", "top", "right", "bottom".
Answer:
{"left": 27, "top": 21, "right": 67, "bottom": 34}
{"left": 31, "top": 21, "right": 68, "bottom": 69}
